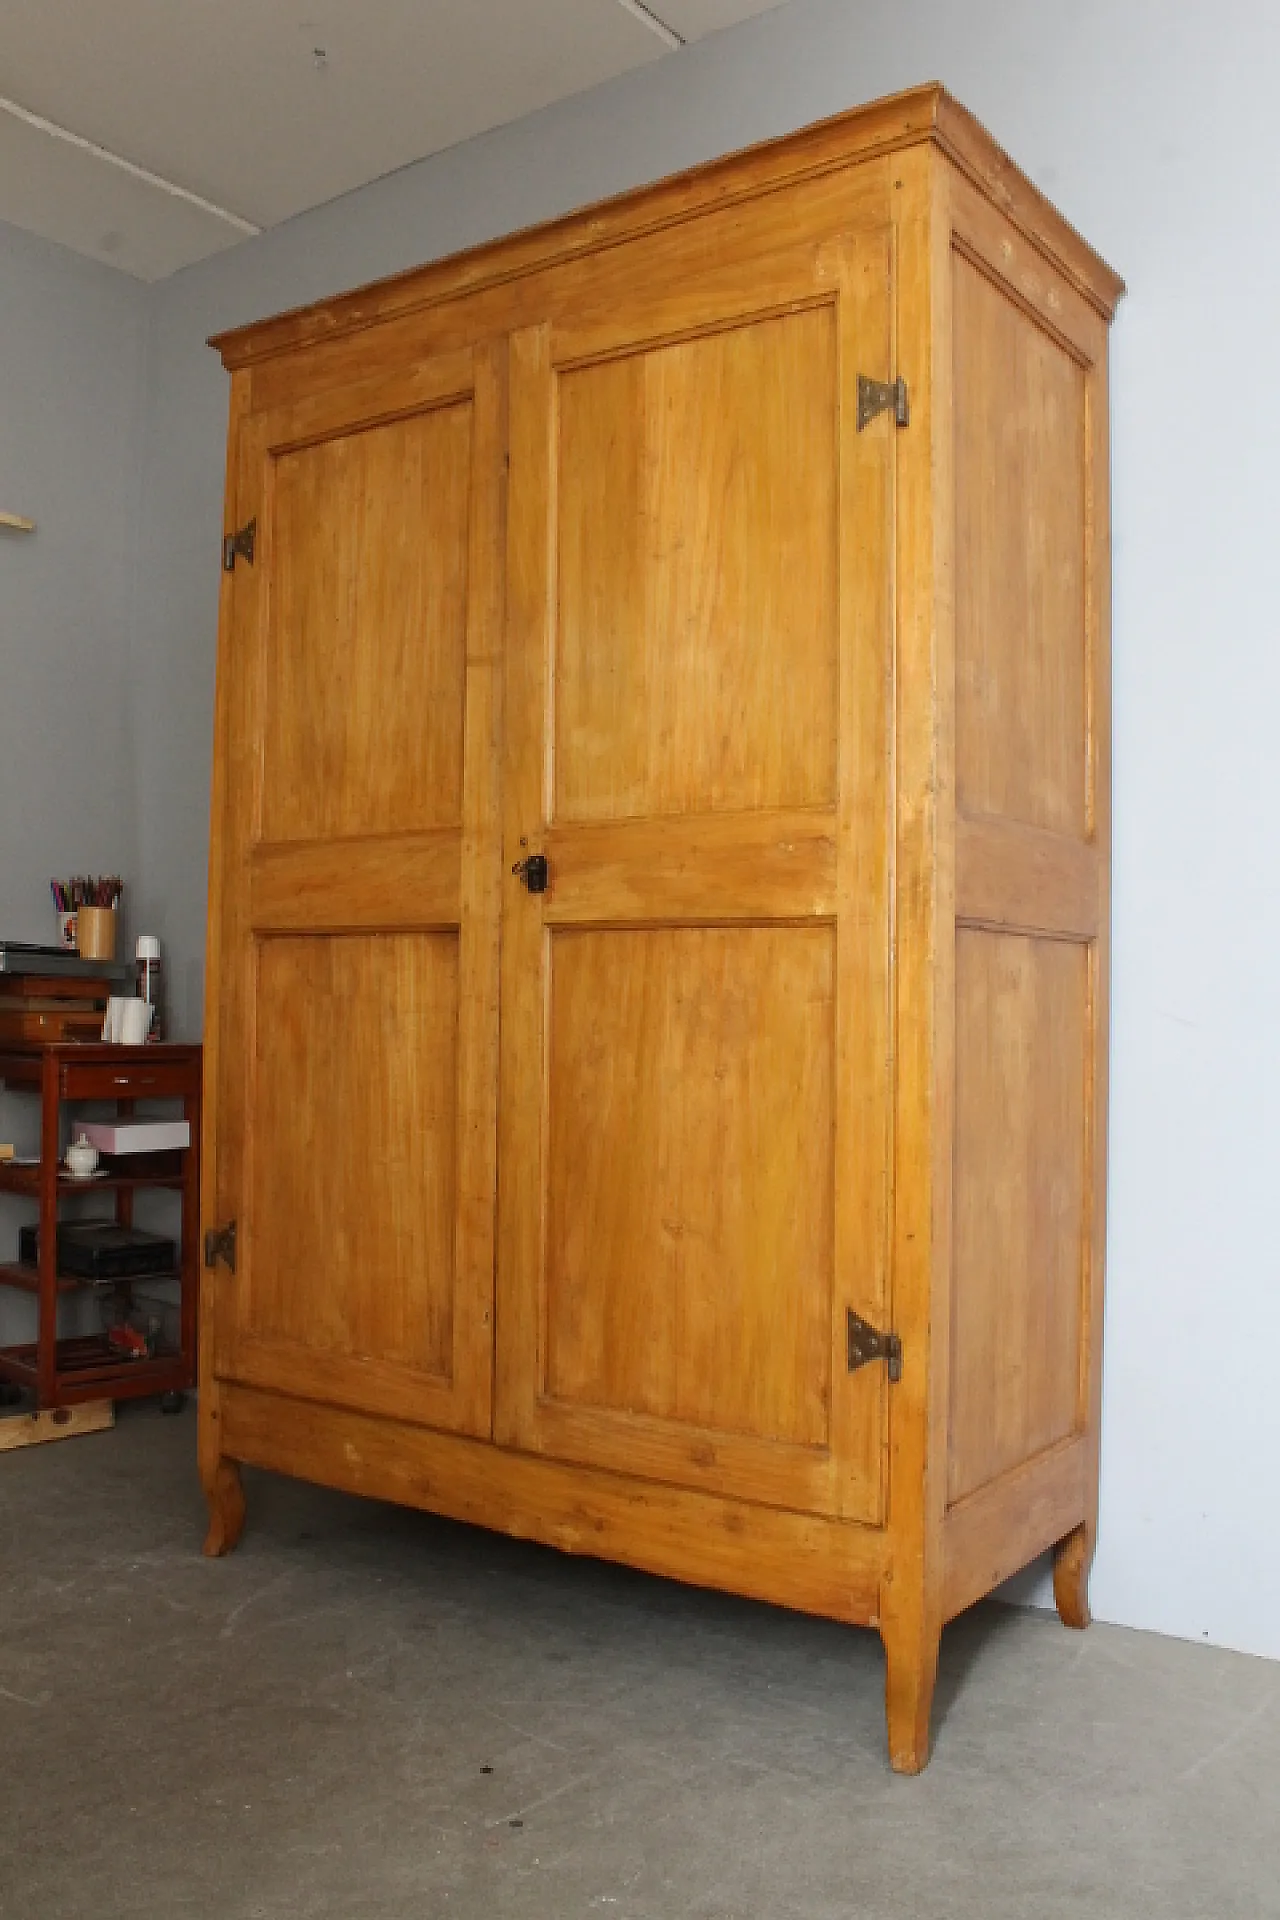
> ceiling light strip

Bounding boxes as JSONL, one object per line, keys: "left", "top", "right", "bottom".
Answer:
{"left": 0, "top": 93, "right": 261, "bottom": 236}
{"left": 611, "top": 0, "right": 685, "bottom": 50}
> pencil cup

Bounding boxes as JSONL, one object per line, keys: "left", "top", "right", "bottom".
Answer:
{"left": 77, "top": 906, "right": 117, "bottom": 960}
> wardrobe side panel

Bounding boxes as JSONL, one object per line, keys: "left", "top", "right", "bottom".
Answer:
{"left": 945, "top": 188, "right": 1110, "bottom": 1509}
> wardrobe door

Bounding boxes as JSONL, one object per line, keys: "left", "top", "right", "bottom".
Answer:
{"left": 206, "top": 342, "right": 504, "bottom": 1436}
{"left": 496, "top": 233, "right": 896, "bottom": 1522}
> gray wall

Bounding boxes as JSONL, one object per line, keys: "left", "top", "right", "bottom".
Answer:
{"left": 0, "top": 219, "right": 148, "bottom": 943}
{"left": 9, "top": 0, "right": 1280, "bottom": 1660}
{"left": 0, "top": 220, "right": 149, "bottom": 1338}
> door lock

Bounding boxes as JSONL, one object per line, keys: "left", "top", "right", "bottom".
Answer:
{"left": 511, "top": 853, "right": 549, "bottom": 893}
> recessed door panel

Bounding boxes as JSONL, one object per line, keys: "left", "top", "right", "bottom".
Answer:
{"left": 555, "top": 307, "right": 838, "bottom": 822}
{"left": 248, "top": 933, "right": 459, "bottom": 1376}
{"left": 545, "top": 926, "right": 834, "bottom": 1447}
{"left": 263, "top": 405, "right": 471, "bottom": 842}
{"left": 497, "top": 231, "right": 896, "bottom": 1522}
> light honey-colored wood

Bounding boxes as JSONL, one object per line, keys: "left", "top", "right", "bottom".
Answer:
{"left": 202, "top": 342, "right": 505, "bottom": 1470}
{"left": 944, "top": 1434, "right": 1088, "bottom": 1621}
{"left": 554, "top": 304, "right": 837, "bottom": 823}
{"left": 210, "top": 86, "right": 1121, "bottom": 375}
{"left": 249, "top": 831, "right": 461, "bottom": 934}
{"left": 0, "top": 1399, "right": 113, "bottom": 1452}
{"left": 545, "top": 926, "right": 835, "bottom": 1447}
{"left": 261, "top": 406, "right": 471, "bottom": 842}
{"left": 201, "top": 88, "right": 1121, "bottom": 1772}
{"left": 220, "top": 1381, "right": 888, "bottom": 1625}
{"left": 541, "top": 812, "right": 836, "bottom": 925}
{"left": 494, "top": 227, "right": 894, "bottom": 1531}
{"left": 948, "top": 931, "right": 1090, "bottom": 1504}
{"left": 955, "top": 813, "right": 1100, "bottom": 939}
{"left": 954, "top": 252, "right": 1088, "bottom": 839}
{"left": 241, "top": 932, "right": 460, "bottom": 1376}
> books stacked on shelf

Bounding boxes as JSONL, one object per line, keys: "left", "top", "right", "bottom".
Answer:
{"left": 0, "top": 942, "right": 136, "bottom": 1042}
{"left": 0, "top": 999, "right": 105, "bottom": 1043}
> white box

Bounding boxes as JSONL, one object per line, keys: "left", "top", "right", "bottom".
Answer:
{"left": 79, "top": 1119, "right": 190, "bottom": 1155}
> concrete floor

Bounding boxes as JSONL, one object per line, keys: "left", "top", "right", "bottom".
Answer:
{"left": 1, "top": 1404, "right": 1276, "bottom": 1920}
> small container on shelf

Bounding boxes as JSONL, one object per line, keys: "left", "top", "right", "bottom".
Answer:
{"left": 134, "top": 935, "right": 165, "bottom": 1042}
{"left": 76, "top": 907, "right": 117, "bottom": 961}
{"left": 64, "top": 1134, "right": 99, "bottom": 1179}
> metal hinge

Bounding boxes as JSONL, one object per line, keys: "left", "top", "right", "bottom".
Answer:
{"left": 846, "top": 1308, "right": 902, "bottom": 1382}
{"left": 222, "top": 518, "right": 256, "bottom": 572}
{"left": 204, "top": 1221, "right": 237, "bottom": 1273}
{"left": 856, "top": 375, "right": 909, "bottom": 432}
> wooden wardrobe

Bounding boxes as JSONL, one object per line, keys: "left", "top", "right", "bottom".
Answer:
{"left": 200, "top": 85, "right": 1123, "bottom": 1773}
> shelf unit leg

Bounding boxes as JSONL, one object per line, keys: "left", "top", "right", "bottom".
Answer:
{"left": 37, "top": 1052, "right": 60, "bottom": 1408}
{"left": 202, "top": 1457, "right": 247, "bottom": 1557}
{"left": 1053, "top": 1522, "right": 1094, "bottom": 1630}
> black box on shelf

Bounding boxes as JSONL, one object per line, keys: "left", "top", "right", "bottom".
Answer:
{"left": 17, "top": 1222, "right": 177, "bottom": 1280}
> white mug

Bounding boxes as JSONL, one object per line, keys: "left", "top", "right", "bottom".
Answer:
{"left": 103, "top": 995, "right": 131, "bottom": 1042}
{"left": 119, "top": 998, "right": 153, "bottom": 1046}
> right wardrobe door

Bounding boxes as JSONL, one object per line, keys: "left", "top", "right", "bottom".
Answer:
{"left": 496, "top": 226, "right": 898, "bottom": 1526}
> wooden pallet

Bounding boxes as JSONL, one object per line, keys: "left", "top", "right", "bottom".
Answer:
{"left": 0, "top": 1399, "right": 114, "bottom": 1452}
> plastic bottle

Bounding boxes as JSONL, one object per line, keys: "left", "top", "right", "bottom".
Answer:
{"left": 135, "top": 934, "right": 165, "bottom": 1043}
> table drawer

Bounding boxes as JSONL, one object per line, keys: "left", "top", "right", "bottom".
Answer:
{"left": 59, "top": 1060, "right": 196, "bottom": 1101}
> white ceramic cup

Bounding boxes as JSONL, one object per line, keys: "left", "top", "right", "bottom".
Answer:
{"left": 119, "top": 998, "right": 153, "bottom": 1046}
{"left": 103, "top": 995, "right": 131, "bottom": 1042}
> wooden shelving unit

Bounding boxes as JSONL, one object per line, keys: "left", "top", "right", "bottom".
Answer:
{"left": 0, "top": 1042, "right": 201, "bottom": 1410}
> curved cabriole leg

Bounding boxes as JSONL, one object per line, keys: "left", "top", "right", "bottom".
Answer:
{"left": 203, "top": 1458, "right": 247, "bottom": 1558}
{"left": 1053, "top": 1523, "right": 1094, "bottom": 1630}
{"left": 881, "top": 1611, "right": 941, "bottom": 1775}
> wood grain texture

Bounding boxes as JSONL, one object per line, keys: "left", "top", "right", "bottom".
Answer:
{"left": 947, "top": 930, "right": 1089, "bottom": 1504}
{"left": 1062, "top": 318, "right": 1116, "bottom": 1631}
{"left": 262, "top": 400, "right": 472, "bottom": 842}
{"left": 946, "top": 171, "right": 1105, "bottom": 367}
{"left": 242, "top": 933, "right": 459, "bottom": 1377}
{"left": 211, "top": 86, "right": 1121, "bottom": 373}
{"left": 542, "top": 812, "right": 836, "bottom": 925}
{"left": 208, "top": 344, "right": 505, "bottom": 1446}
{"left": 943, "top": 1435, "right": 1087, "bottom": 1621}
{"left": 250, "top": 831, "right": 460, "bottom": 934}
{"left": 202, "top": 1458, "right": 247, "bottom": 1557}
{"left": 956, "top": 812, "right": 1100, "bottom": 939}
{"left": 954, "top": 251, "right": 1088, "bottom": 838}
{"left": 200, "top": 368, "right": 251, "bottom": 1525}
{"left": 496, "top": 233, "right": 893, "bottom": 1527}
{"left": 200, "top": 108, "right": 1121, "bottom": 1776}
{"left": 544, "top": 925, "right": 834, "bottom": 1450}
{"left": 220, "top": 1381, "right": 888, "bottom": 1627}
{"left": 554, "top": 304, "right": 837, "bottom": 822}
{"left": 876, "top": 149, "right": 950, "bottom": 1778}
{"left": 1053, "top": 1520, "right": 1093, "bottom": 1629}
{"left": 0, "top": 1400, "right": 113, "bottom": 1452}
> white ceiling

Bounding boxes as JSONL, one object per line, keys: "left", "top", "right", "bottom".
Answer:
{"left": 0, "top": 1, "right": 784, "bottom": 282}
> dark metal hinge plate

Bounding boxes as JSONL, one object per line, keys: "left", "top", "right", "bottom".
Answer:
{"left": 204, "top": 1222, "right": 237, "bottom": 1273}
{"left": 846, "top": 1308, "right": 902, "bottom": 1382}
{"left": 222, "top": 518, "right": 256, "bottom": 572}
{"left": 856, "top": 375, "right": 909, "bottom": 432}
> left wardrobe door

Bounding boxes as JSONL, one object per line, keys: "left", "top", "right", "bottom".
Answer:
{"left": 205, "top": 342, "right": 506, "bottom": 1438}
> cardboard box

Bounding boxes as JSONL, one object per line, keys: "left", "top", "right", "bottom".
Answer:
{"left": 78, "top": 1119, "right": 190, "bottom": 1156}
